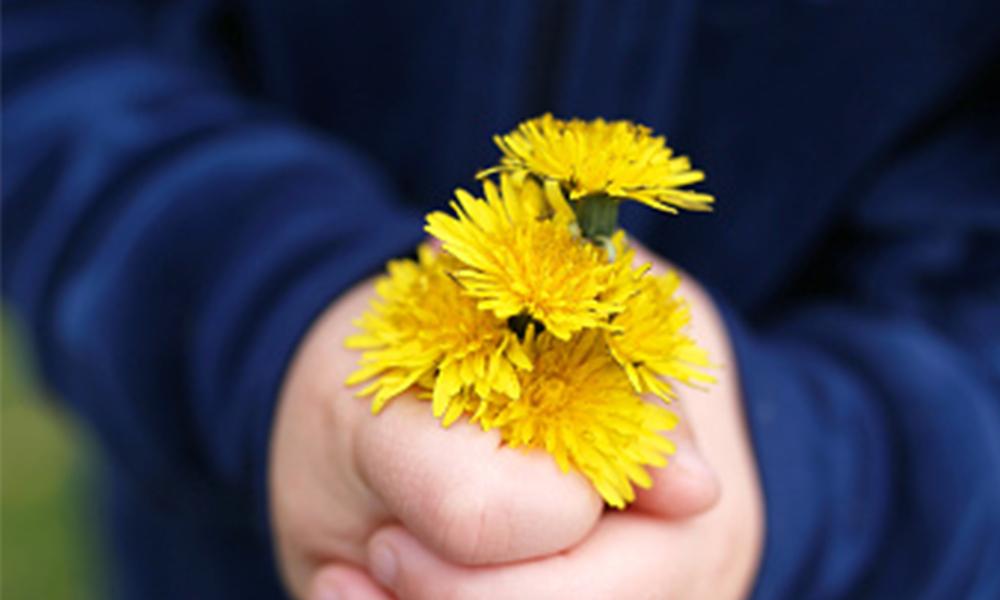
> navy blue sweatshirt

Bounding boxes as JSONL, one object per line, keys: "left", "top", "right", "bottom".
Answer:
{"left": 3, "top": 1, "right": 1000, "bottom": 598}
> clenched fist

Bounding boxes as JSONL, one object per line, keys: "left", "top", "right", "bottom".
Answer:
{"left": 269, "top": 243, "right": 753, "bottom": 600}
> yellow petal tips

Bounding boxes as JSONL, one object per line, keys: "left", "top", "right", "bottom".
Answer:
{"left": 479, "top": 114, "right": 714, "bottom": 217}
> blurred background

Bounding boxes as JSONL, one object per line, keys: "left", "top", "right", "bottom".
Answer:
{"left": 2, "top": 312, "right": 106, "bottom": 599}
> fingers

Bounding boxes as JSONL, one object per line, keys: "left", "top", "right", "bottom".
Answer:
{"left": 630, "top": 397, "right": 720, "bottom": 518}
{"left": 627, "top": 237, "right": 677, "bottom": 276}
{"left": 622, "top": 236, "right": 721, "bottom": 517}
{"left": 354, "top": 394, "right": 604, "bottom": 566}
{"left": 367, "top": 514, "right": 696, "bottom": 600}
{"left": 310, "top": 564, "right": 393, "bottom": 600}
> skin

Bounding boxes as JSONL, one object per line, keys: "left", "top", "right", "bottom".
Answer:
{"left": 269, "top": 244, "right": 763, "bottom": 600}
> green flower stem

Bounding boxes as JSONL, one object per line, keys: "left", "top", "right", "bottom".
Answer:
{"left": 574, "top": 194, "right": 619, "bottom": 243}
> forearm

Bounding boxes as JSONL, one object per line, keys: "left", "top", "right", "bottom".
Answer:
{"left": 2, "top": 0, "right": 424, "bottom": 529}
{"left": 719, "top": 300, "right": 1000, "bottom": 598}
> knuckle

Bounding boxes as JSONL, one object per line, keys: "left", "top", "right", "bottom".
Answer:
{"left": 429, "top": 485, "right": 508, "bottom": 564}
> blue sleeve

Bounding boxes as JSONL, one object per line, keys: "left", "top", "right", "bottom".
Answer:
{"left": 729, "top": 83, "right": 1000, "bottom": 598}
{"left": 1, "top": 0, "right": 423, "bottom": 533}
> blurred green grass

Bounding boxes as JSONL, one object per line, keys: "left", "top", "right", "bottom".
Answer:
{"left": 2, "top": 314, "right": 105, "bottom": 599}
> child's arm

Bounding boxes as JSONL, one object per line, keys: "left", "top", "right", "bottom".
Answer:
{"left": 722, "top": 91, "right": 1000, "bottom": 599}
{"left": 1, "top": 0, "right": 423, "bottom": 543}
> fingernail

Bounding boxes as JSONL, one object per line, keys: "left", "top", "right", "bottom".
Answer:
{"left": 370, "top": 542, "right": 398, "bottom": 588}
{"left": 672, "top": 440, "right": 715, "bottom": 479}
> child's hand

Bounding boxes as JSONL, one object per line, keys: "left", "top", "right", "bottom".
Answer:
{"left": 304, "top": 245, "right": 764, "bottom": 600}
{"left": 269, "top": 272, "right": 722, "bottom": 600}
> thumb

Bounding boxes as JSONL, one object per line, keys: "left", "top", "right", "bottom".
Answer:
{"left": 624, "top": 235, "right": 720, "bottom": 518}
{"left": 630, "top": 398, "right": 720, "bottom": 518}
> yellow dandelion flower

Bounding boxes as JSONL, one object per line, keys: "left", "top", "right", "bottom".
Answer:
{"left": 605, "top": 271, "right": 715, "bottom": 402}
{"left": 346, "top": 246, "right": 532, "bottom": 416}
{"left": 487, "top": 329, "right": 679, "bottom": 508}
{"left": 425, "top": 177, "right": 625, "bottom": 340}
{"left": 599, "top": 230, "right": 650, "bottom": 307}
{"left": 480, "top": 113, "right": 714, "bottom": 215}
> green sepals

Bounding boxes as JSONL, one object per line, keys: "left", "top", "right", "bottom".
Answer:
{"left": 574, "top": 193, "right": 619, "bottom": 245}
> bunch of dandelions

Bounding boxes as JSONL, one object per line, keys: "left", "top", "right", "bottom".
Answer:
{"left": 346, "top": 114, "right": 715, "bottom": 508}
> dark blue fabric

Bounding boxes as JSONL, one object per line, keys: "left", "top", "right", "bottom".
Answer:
{"left": 3, "top": 1, "right": 999, "bottom": 598}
